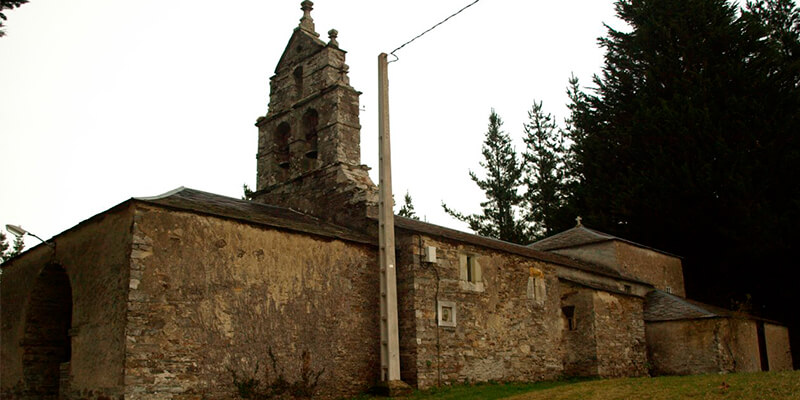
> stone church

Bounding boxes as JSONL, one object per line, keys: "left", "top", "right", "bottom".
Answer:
{"left": 1, "top": 2, "right": 792, "bottom": 399}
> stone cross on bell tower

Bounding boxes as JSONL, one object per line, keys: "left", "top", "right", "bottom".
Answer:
{"left": 252, "top": 1, "right": 377, "bottom": 229}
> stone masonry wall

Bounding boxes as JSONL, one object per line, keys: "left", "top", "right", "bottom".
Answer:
{"left": 554, "top": 241, "right": 684, "bottom": 297}
{"left": 646, "top": 318, "right": 762, "bottom": 375}
{"left": 395, "top": 233, "right": 420, "bottom": 387}
{"left": 765, "top": 323, "right": 793, "bottom": 371}
{"left": 396, "top": 231, "right": 564, "bottom": 389}
{"left": 728, "top": 319, "right": 761, "bottom": 373}
{"left": 614, "top": 242, "right": 684, "bottom": 297}
{"left": 1, "top": 205, "right": 133, "bottom": 400}
{"left": 254, "top": 163, "right": 377, "bottom": 232}
{"left": 646, "top": 319, "right": 724, "bottom": 375}
{"left": 559, "top": 282, "right": 598, "bottom": 377}
{"left": 592, "top": 291, "right": 647, "bottom": 377}
{"left": 124, "top": 205, "right": 380, "bottom": 399}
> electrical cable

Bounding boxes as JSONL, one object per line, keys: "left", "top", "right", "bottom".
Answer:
{"left": 388, "top": 0, "right": 481, "bottom": 63}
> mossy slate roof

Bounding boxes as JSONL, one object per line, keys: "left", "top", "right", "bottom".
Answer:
{"left": 529, "top": 225, "right": 681, "bottom": 258}
{"left": 135, "top": 187, "right": 648, "bottom": 286}
{"left": 644, "top": 290, "right": 781, "bottom": 325}
{"left": 135, "top": 187, "right": 373, "bottom": 245}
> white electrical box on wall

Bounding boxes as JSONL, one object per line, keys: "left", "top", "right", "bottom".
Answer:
{"left": 424, "top": 246, "right": 437, "bottom": 263}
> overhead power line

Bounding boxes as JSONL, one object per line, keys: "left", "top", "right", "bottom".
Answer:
{"left": 389, "top": 0, "right": 481, "bottom": 63}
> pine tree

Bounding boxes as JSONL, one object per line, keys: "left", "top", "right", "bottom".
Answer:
{"left": 397, "top": 191, "right": 419, "bottom": 220}
{"left": 521, "top": 100, "right": 567, "bottom": 240}
{"left": 443, "top": 110, "right": 528, "bottom": 244}
{"left": 0, "top": 231, "right": 24, "bottom": 263}
{"left": 569, "top": 0, "right": 800, "bottom": 365}
{"left": 0, "top": 232, "right": 9, "bottom": 262}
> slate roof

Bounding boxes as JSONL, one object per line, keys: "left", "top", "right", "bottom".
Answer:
{"left": 140, "top": 188, "right": 649, "bottom": 285}
{"left": 644, "top": 290, "right": 722, "bottom": 321}
{"left": 6, "top": 186, "right": 649, "bottom": 288}
{"left": 528, "top": 225, "right": 680, "bottom": 258}
{"left": 390, "top": 216, "right": 648, "bottom": 286}
{"left": 641, "top": 290, "right": 782, "bottom": 324}
{"left": 141, "top": 188, "right": 649, "bottom": 286}
{"left": 134, "top": 187, "right": 373, "bottom": 245}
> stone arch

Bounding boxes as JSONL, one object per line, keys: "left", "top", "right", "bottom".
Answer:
{"left": 303, "top": 108, "right": 319, "bottom": 160}
{"left": 275, "top": 122, "right": 291, "bottom": 169}
{"left": 22, "top": 263, "right": 73, "bottom": 399}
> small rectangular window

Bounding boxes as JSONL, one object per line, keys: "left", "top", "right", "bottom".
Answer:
{"left": 665, "top": 286, "right": 673, "bottom": 294}
{"left": 624, "top": 285, "right": 632, "bottom": 294}
{"left": 459, "top": 253, "right": 481, "bottom": 284}
{"left": 527, "top": 267, "right": 546, "bottom": 305}
{"left": 562, "top": 306, "right": 577, "bottom": 331}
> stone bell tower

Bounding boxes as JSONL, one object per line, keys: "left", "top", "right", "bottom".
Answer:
{"left": 252, "top": 1, "right": 377, "bottom": 229}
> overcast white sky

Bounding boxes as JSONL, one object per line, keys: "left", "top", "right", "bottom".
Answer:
{"left": 0, "top": 0, "right": 621, "bottom": 248}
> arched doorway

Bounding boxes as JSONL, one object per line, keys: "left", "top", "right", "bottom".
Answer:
{"left": 22, "top": 263, "right": 72, "bottom": 399}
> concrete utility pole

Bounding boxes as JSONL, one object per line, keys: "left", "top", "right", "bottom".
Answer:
{"left": 377, "top": 52, "right": 408, "bottom": 394}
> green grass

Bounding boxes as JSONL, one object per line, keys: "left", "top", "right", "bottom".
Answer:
{"left": 347, "top": 379, "right": 588, "bottom": 400}
{"left": 350, "top": 371, "right": 800, "bottom": 400}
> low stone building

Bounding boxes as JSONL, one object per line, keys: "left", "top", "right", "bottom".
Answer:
{"left": 529, "top": 224, "right": 794, "bottom": 376}
{"left": 0, "top": 2, "right": 792, "bottom": 399}
{"left": 645, "top": 290, "right": 793, "bottom": 375}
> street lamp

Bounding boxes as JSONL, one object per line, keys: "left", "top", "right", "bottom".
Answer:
{"left": 5, "top": 224, "right": 53, "bottom": 248}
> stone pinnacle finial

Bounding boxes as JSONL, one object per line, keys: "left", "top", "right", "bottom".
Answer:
{"left": 328, "top": 29, "right": 339, "bottom": 47}
{"left": 299, "top": 1, "right": 317, "bottom": 34}
{"left": 576, "top": 216, "right": 583, "bottom": 227}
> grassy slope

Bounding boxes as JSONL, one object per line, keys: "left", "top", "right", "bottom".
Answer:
{"left": 508, "top": 371, "right": 800, "bottom": 400}
{"left": 351, "top": 371, "right": 800, "bottom": 400}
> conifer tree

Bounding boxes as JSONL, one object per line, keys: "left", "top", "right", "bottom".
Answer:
{"left": 397, "top": 191, "right": 419, "bottom": 220}
{"left": 443, "top": 110, "right": 528, "bottom": 243}
{"left": 568, "top": 0, "right": 800, "bottom": 365}
{"left": 0, "top": 231, "right": 24, "bottom": 263}
{"left": 521, "top": 100, "right": 567, "bottom": 240}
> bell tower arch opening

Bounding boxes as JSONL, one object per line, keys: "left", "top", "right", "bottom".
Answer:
{"left": 275, "top": 122, "right": 292, "bottom": 170}
{"left": 21, "top": 263, "right": 73, "bottom": 399}
{"left": 303, "top": 108, "right": 319, "bottom": 160}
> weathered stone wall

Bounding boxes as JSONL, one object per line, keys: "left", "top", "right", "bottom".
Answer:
{"left": 395, "top": 233, "right": 421, "bottom": 387}
{"left": 646, "top": 319, "right": 724, "bottom": 375}
{"left": 395, "top": 231, "right": 564, "bottom": 389}
{"left": 592, "top": 291, "right": 647, "bottom": 377}
{"left": 764, "top": 323, "right": 793, "bottom": 371}
{"left": 124, "top": 205, "right": 380, "bottom": 399}
{"left": 553, "top": 241, "right": 684, "bottom": 297}
{"left": 614, "top": 242, "right": 684, "bottom": 297}
{"left": 559, "top": 283, "right": 598, "bottom": 377}
{"left": 253, "top": 163, "right": 377, "bottom": 231}
{"left": 728, "top": 319, "right": 760, "bottom": 373}
{"left": 646, "top": 318, "right": 762, "bottom": 375}
{"left": 558, "top": 281, "right": 647, "bottom": 378}
{"left": 1, "top": 205, "right": 133, "bottom": 400}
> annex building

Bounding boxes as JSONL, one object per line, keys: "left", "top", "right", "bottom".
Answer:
{"left": 1, "top": 3, "right": 792, "bottom": 399}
